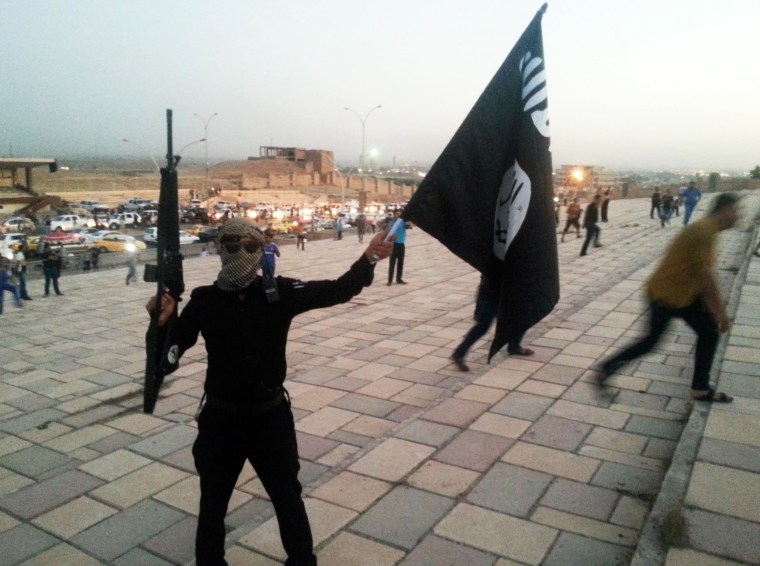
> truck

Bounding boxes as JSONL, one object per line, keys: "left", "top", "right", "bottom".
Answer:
{"left": 49, "top": 215, "right": 91, "bottom": 231}
{"left": 124, "top": 198, "right": 153, "bottom": 211}
{"left": 79, "top": 200, "right": 110, "bottom": 213}
{"left": 108, "top": 212, "right": 142, "bottom": 230}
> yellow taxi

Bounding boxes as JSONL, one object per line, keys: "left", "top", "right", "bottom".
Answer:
{"left": 186, "top": 224, "right": 207, "bottom": 236}
{"left": 93, "top": 232, "right": 147, "bottom": 253}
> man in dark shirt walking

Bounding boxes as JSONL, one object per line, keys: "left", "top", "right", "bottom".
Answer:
{"left": 580, "top": 194, "right": 602, "bottom": 256}
{"left": 650, "top": 188, "right": 662, "bottom": 219}
{"left": 147, "top": 218, "right": 393, "bottom": 566}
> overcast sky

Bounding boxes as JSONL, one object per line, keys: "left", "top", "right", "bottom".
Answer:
{"left": 2, "top": 0, "right": 759, "bottom": 171}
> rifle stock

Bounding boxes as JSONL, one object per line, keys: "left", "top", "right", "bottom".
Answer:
{"left": 144, "top": 109, "right": 185, "bottom": 414}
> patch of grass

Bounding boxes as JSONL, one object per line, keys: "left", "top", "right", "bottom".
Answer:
{"left": 661, "top": 504, "right": 686, "bottom": 547}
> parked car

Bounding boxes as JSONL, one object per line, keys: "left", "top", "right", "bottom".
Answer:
{"left": 86, "top": 230, "right": 121, "bottom": 240}
{"left": 143, "top": 228, "right": 200, "bottom": 246}
{"left": 43, "top": 230, "right": 81, "bottom": 246}
{"left": 1, "top": 217, "right": 36, "bottom": 232}
{"left": 213, "top": 208, "right": 236, "bottom": 221}
{"left": 181, "top": 208, "right": 198, "bottom": 223}
{"left": 108, "top": 212, "right": 142, "bottom": 230}
{"left": 78, "top": 200, "right": 109, "bottom": 213}
{"left": 93, "top": 232, "right": 147, "bottom": 253}
{"left": 69, "top": 227, "right": 102, "bottom": 246}
{"left": 141, "top": 210, "right": 159, "bottom": 224}
{"left": 179, "top": 230, "right": 200, "bottom": 245}
{"left": 123, "top": 198, "right": 152, "bottom": 211}
{"left": 1, "top": 233, "right": 28, "bottom": 259}
{"left": 185, "top": 224, "right": 207, "bottom": 236}
{"left": 23, "top": 236, "right": 42, "bottom": 257}
{"left": 50, "top": 214, "right": 90, "bottom": 231}
{"left": 213, "top": 200, "right": 234, "bottom": 210}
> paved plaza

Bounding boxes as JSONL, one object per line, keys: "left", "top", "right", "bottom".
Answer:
{"left": 1, "top": 195, "right": 759, "bottom": 565}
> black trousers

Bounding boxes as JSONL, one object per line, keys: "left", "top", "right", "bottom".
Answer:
{"left": 580, "top": 225, "right": 600, "bottom": 255}
{"left": 388, "top": 243, "right": 405, "bottom": 282}
{"left": 603, "top": 296, "right": 718, "bottom": 392}
{"left": 193, "top": 401, "right": 316, "bottom": 566}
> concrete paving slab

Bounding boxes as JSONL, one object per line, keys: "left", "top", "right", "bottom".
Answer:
{"left": 0, "top": 523, "right": 60, "bottom": 564}
{"left": 467, "top": 462, "right": 552, "bottom": 517}
{"left": 71, "top": 499, "right": 185, "bottom": 562}
{"left": 318, "top": 531, "right": 405, "bottom": 566}
{"left": 542, "top": 531, "right": 633, "bottom": 566}
{"left": 349, "top": 485, "right": 454, "bottom": 550}
{"left": 397, "top": 534, "right": 497, "bottom": 566}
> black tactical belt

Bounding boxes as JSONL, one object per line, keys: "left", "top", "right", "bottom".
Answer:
{"left": 204, "top": 391, "right": 285, "bottom": 416}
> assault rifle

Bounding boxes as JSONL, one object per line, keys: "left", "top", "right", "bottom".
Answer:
{"left": 143, "top": 109, "right": 185, "bottom": 413}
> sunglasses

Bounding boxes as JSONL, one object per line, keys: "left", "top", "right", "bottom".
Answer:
{"left": 219, "top": 234, "right": 260, "bottom": 254}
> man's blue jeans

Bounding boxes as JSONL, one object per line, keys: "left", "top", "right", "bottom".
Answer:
{"left": 0, "top": 281, "right": 22, "bottom": 314}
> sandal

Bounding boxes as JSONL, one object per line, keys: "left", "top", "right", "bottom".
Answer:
{"left": 692, "top": 389, "right": 734, "bottom": 403}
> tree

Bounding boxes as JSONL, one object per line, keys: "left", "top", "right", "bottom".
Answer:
{"left": 750, "top": 165, "right": 760, "bottom": 179}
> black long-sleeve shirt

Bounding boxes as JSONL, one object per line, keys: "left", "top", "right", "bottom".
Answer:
{"left": 582, "top": 203, "right": 598, "bottom": 229}
{"left": 174, "top": 254, "right": 375, "bottom": 403}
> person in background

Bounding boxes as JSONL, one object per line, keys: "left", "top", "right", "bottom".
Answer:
{"left": 600, "top": 188, "right": 611, "bottom": 222}
{"left": 126, "top": 252, "right": 138, "bottom": 285}
{"left": 0, "top": 257, "right": 23, "bottom": 314}
{"left": 41, "top": 243, "right": 64, "bottom": 296}
{"left": 354, "top": 212, "right": 367, "bottom": 243}
{"left": 91, "top": 246, "right": 100, "bottom": 271}
{"left": 650, "top": 188, "right": 661, "bottom": 219}
{"left": 263, "top": 229, "right": 281, "bottom": 275}
{"left": 293, "top": 222, "right": 306, "bottom": 251}
{"left": 580, "top": 195, "right": 602, "bottom": 256}
{"left": 387, "top": 209, "right": 411, "bottom": 285}
{"left": 561, "top": 198, "right": 582, "bottom": 243}
{"left": 659, "top": 189, "right": 675, "bottom": 227}
{"left": 13, "top": 244, "right": 32, "bottom": 300}
{"left": 335, "top": 215, "right": 345, "bottom": 240}
{"left": 682, "top": 181, "right": 702, "bottom": 225}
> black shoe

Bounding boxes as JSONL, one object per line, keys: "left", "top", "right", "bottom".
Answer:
{"left": 580, "top": 252, "right": 587, "bottom": 256}
{"left": 451, "top": 356, "right": 469, "bottom": 372}
{"left": 387, "top": 281, "right": 392, "bottom": 286}
{"left": 22, "top": 296, "right": 32, "bottom": 301}
{"left": 594, "top": 244, "right": 603, "bottom": 248}
{"left": 397, "top": 280, "right": 407, "bottom": 284}
{"left": 56, "top": 292, "right": 64, "bottom": 296}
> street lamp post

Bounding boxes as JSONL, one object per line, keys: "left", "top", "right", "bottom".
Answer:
{"left": 176, "top": 138, "right": 206, "bottom": 161}
{"left": 121, "top": 138, "right": 161, "bottom": 175}
{"left": 343, "top": 105, "right": 382, "bottom": 171}
{"left": 193, "top": 112, "right": 218, "bottom": 191}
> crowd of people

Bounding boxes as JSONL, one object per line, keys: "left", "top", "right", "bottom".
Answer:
{"left": 556, "top": 182, "right": 704, "bottom": 258}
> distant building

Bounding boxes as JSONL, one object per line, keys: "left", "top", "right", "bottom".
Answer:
{"left": 249, "top": 146, "right": 334, "bottom": 175}
{"left": 557, "top": 165, "right": 625, "bottom": 193}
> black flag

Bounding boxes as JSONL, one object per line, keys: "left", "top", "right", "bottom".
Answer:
{"left": 403, "top": 4, "right": 557, "bottom": 360}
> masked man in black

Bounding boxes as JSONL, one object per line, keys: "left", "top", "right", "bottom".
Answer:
{"left": 147, "top": 218, "right": 393, "bottom": 565}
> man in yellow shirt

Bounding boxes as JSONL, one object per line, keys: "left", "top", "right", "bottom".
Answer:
{"left": 597, "top": 192, "right": 740, "bottom": 402}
